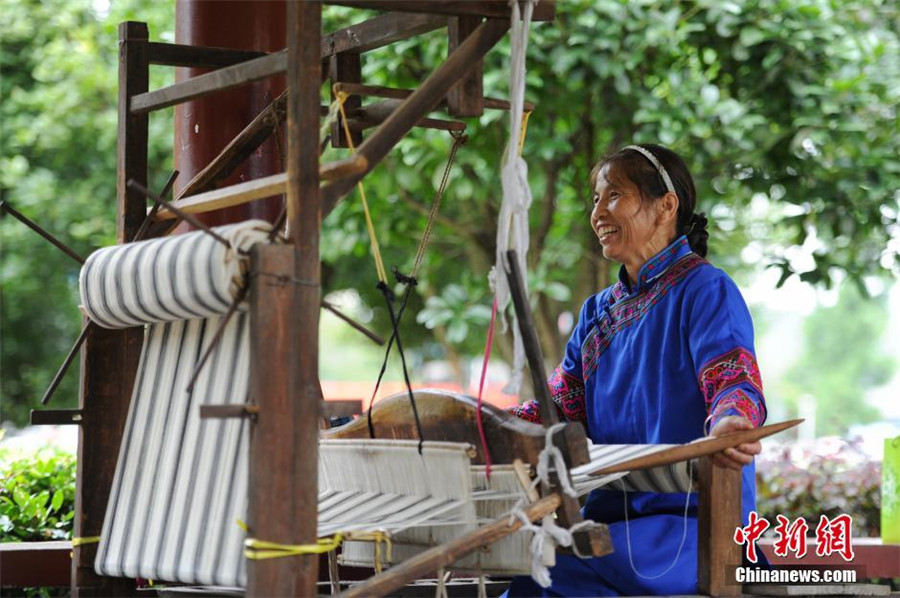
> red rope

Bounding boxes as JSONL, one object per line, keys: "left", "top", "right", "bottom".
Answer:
{"left": 476, "top": 297, "right": 499, "bottom": 480}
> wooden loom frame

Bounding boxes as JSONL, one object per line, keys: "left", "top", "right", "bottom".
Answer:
{"left": 69, "top": 3, "right": 742, "bottom": 597}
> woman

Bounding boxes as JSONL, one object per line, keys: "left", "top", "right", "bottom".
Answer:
{"left": 506, "top": 144, "right": 767, "bottom": 596}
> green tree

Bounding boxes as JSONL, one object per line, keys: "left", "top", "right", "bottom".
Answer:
{"left": 2, "top": 0, "right": 898, "bottom": 426}
{"left": 779, "top": 283, "right": 895, "bottom": 436}
{"left": 1, "top": 0, "right": 174, "bottom": 426}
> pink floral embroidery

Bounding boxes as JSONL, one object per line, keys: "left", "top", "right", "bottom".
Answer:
{"left": 582, "top": 253, "right": 705, "bottom": 380}
{"left": 548, "top": 367, "right": 586, "bottom": 424}
{"left": 508, "top": 367, "right": 586, "bottom": 425}
{"left": 698, "top": 347, "right": 763, "bottom": 407}
{"left": 507, "top": 401, "right": 544, "bottom": 423}
{"left": 708, "top": 388, "right": 765, "bottom": 428}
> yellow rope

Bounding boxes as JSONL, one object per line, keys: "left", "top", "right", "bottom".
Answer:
{"left": 334, "top": 88, "right": 388, "bottom": 284}
{"left": 71, "top": 536, "right": 101, "bottom": 547}
{"left": 244, "top": 533, "right": 343, "bottom": 560}
{"left": 517, "top": 110, "right": 533, "bottom": 157}
{"left": 347, "top": 531, "right": 393, "bottom": 573}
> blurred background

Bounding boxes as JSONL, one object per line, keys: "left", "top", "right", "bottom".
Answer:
{"left": 1, "top": 0, "right": 898, "bottom": 543}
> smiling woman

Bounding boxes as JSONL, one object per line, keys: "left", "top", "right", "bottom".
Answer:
{"left": 505, "top": 144, "right": 768, "bottom": 597}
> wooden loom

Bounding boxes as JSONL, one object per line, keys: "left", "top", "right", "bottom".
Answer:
{"left": 57, "top": 3, "right": 770, "bottom": 596}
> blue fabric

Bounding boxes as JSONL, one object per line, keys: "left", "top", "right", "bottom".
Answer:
{"left": 506, "top": 236, "right": 767, "bottom": 597}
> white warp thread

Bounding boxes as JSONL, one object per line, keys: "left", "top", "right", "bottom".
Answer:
{"left": 490, "top": 0, "right": 535, "bottom": 394}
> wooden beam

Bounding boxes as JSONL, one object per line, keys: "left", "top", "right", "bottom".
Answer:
{"left": 154, "top": 155, "right": 366, "bottom": 221}
{"left": 247, "top": 246, "right": 299, "bottom": 596}
{"left": 30, "top": 409, "right": 83, "bottom": 426}
{"left": 339, "top": 493, "right": 563, "bottom": 598}
{"left": 321, "top": 17, "right": 509, "bottom": 216}
{"left": 321, "top": 12, "right": 446, "bottom": 57}
{"left": 247, "top": 3, "right": 323, "bottom": 596}
{"left": 330, "top": 53, "right": 362, "bottom": 148}
{"left": 333, "top": 81, "right": 534, "bottom": 112}
{"left": 71, "top": 21, "right": 147, "bottom": 598}
{"left": 1, "top": 541, "right": 71, "bottom": 588}
{"left": 353, "top": 100, "right": 466, "bottom": 132}
{"left": 447, "top": 16, "right": 483, "bottom": 117}
{"left": 326, "top": 1, "right": 556, "bottom": 21}
{"left": 697, "top": 457, "right": 743, "bottom": 597}
{"left": 505, "top": 249, "right": 609, "bottom": 559}
{"left": 147, "top": 41, "right": 266, "bottom": 69}
{"left": 130, "top": 51, "right": 286, "bottom": 114}
{"left": 199, "top": 404, "right": 259, "bottom": 419}
{"left": 288, "top": 5, "right": 324, "bottom": 596}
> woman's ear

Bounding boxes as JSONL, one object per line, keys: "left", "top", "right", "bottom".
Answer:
{"left": 657, "top": 191, "right": 679, "bottom": 225}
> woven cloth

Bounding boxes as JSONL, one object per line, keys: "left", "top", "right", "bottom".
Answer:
{"left": 86, "top": 222, "right": 270, "bottom": 587}
{"left": 79, "top": 221, "right": 270, "bottom": 329}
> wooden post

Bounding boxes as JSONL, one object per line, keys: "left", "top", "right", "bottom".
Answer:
{"left": 71, "top": 21, "right": 148, "bottom": 597}
{"left": 447, "top": 16, "right": 483, "bottom": 117}
{"left": 246, "top": 2, "right": 322, "bottom": 597}
{"left": 330, "top": 53, "right": 362, "bottom": 148}
{"left": 697, "top": 457, "right": 743, "bottom": 597}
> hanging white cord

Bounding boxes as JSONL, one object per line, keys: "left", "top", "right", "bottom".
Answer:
{"left": 508, "top": 423, "right": 595, "bottom": 588}
{"left": 620, "top": 459, "right": 694, "bottom": 580}
{"left": 490, "top": 0, "right": 536, "bottom": 394}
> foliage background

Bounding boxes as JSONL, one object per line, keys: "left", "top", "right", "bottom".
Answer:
{"left": 2, "top": 0, "right": 899, "bottom": 437}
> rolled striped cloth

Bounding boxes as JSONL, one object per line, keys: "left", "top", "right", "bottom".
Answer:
{"left": 79, "top": 220, "right": 272, "bottom": 329}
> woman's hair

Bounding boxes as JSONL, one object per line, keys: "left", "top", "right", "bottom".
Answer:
{"left": 589, "top": 143, "right": 709, "bottom": 257}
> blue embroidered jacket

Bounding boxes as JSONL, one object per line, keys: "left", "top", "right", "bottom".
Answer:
{"left": 510, "top": 235, "right": 767, "bottom": 521}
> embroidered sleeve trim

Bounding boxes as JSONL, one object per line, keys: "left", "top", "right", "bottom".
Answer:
{"left": 708, "top": 388, "right": 766, "bottom": 429}
{"left": 698, "top": 347, "right": 764, "bottom": 408}
{"left": 548, "top": 366, "right": 587, "bottom": 424}
{"left": 508, "top": 366, "right": 586, "bottom": 425}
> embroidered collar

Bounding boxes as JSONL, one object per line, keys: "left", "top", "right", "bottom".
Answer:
{"left": 614, "top": 236, "right": 692, "bottom": 298}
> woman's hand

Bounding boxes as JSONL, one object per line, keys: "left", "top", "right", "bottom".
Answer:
{"left": 709, "top": 415, "right": 761, "bottom": 470}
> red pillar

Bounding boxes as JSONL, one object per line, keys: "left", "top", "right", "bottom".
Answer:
{"left": 174, "top": 0, "right": 286, "bottom": 226}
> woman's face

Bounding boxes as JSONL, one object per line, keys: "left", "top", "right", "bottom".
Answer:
{"left": 590, "top": 164, "right": 665, "bottom": 270}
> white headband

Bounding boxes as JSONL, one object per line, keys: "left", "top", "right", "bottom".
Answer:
{"left": 623, "top": 145, "right": 676, "bottom": 195}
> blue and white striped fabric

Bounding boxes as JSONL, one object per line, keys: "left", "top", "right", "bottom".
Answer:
{"left": 84, "top": 221, "right": 271, "bottom": 587}
{"left": 79, "top": 221, "right": 271, "bottom": 329}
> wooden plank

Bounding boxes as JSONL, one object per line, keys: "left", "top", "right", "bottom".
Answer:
{"left": 154, "top": 155, "right": 366, "bottom": 221}
{"left": 147, "top": 41, "right": 266, "bottom": 69}
{"left": 697, "top": 456, "right": 743, "bottom": 597}
{"left": 30, "top": 408, "right": 83, "bottom": 425}
{"left": 199, "top": 404, "right": 259, "bottom": 419}
{"left": 333, "top": 81, "right": 534, "bottom": 112}
{"left": 130, "top": 51, "right": 286, "bottom": 114}
{"left": 0, "top": 541, "right": 71, "bottom": 588}
{"left": 322, "top": 17, "right": 509, "bottom": 216}
{"left": 70, "top": 20, "right": 148, "bottom": 598}
{"left": 587, "top": 419, "right": 804, "bottom": 476}
{"left": 326, "top": 1, "right": 556, "bottom": 21}
{"left": 322, "top": 12, "right": 446, "bottom": 57}
{"left": 339, "top": 493, "right": 563, "bottom": 598}
{"left": 759, "top": 538, "right": 900, "bottom": 579}
{"left": 447, "top": 16, "right": 483, "bottom": 117}
{"left": 330, "top": 53, "right": 362, "bottom": 148}
{"left": 745, "top": 583, "right": 890, "bottom": 596}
